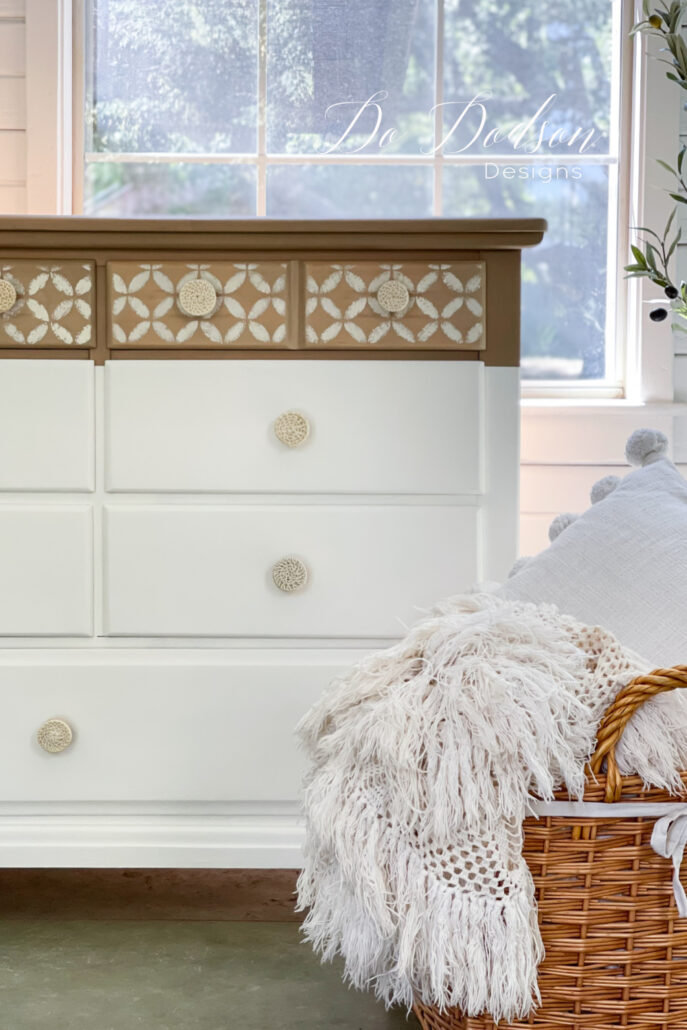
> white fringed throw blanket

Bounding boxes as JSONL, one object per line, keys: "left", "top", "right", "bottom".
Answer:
{"left": 296, "top": 593, "right": 687, "bottom": 1021}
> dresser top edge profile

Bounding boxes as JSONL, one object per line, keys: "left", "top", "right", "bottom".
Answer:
{"left": 0, "top": 217, "right": 547, "bottom": 253}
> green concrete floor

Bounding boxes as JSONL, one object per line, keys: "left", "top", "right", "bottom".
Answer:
{"left": 0, "top": 920, "right": 419, "bottom": 1030}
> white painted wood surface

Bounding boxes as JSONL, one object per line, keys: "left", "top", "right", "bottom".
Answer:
{"left": 0, "top": 361, "right": 94, "bottom": 489}
{"left": 0, "top": 184, "right": 25, "bottom": 211}
{"left": 105, "top": 360, "right": 483, "bottom": 495}
{"left": 0, "top": 654, "right": 355, "bottom": 801}
{"left": 24, "top": 0, "right": 71, "bottom": 213}
{"left": 0, "top": 128, "right": 24, "bottom": 180}
{"left": 103, "top": 504, "right": 478, "bottom": 637}
{"left": 0, "top": 76, "right": 24, "bottom": 129}
{"left": 0, "top": 1, "right": 25, "bottom": 16}
{"left": 0, "top": 506, "right": 92, "bottom": 634}
{"left": 0, "top": 803, "right": 306, "bottom": 868}
{"left": 0, "top": 20, "right": 24, "bottom": 76}
{"left": 482, "top": 366, "right": 519, "bottom": 580}
{"left": 521, "top": 464, "right": 626, "bottom": 514}
{"left": 0, "top": 0, "right": 25, "bottom": 207}
{"left": 521, "top": 404, "right": 674, "bottom": 465}
{"left": 0, "top": 351, "right": 520, "bottom": 863}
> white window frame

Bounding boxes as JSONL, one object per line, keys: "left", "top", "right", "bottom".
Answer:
{"left": 22, "top": 0, "right": 683, "bottom": 417}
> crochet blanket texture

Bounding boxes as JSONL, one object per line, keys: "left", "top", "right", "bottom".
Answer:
{"left": 295, "top": 593, "right": 687, "bottom": 1021}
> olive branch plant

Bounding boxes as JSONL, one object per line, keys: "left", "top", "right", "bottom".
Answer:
{"left": 625, "top": 1, "right": 687, "bottom": 327}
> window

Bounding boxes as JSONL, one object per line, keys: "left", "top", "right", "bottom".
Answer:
{"left": 78, "top": 0, "right": 627, "bottom": 385}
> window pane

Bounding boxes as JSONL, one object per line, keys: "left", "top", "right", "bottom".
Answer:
{"left": 82, "top": 0, "right": 622, "bottom": 384}
{"left": 266, "top": 0, "right": 436, "bottom": 155}
{"left": 443, "top": 165, "right": 611, "bottom": 380}
{"left": 87, "top": 0, "right": 258, "bottom": 154}
{"left": 442, "top": 0, "right": 615, "bottom": 158}
{"left": 84, "top": 163, "right": 256, "bottom": 216}
{"left": 266, "top": 165, "right": 432, "bottom": 217}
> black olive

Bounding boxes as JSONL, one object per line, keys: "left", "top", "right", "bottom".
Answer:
{"left": 665, "top": 285, "right": 679, "bottom": 299}
{"left": 649, "top": 307, "right": 669, "bottom": 322}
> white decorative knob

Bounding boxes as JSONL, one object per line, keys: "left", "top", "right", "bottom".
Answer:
{"left": 274, "top": 411, "right": 310, "bottom": 448}
{"left": 37, "top": 718, "right": 73, "bottom": 754}
{"left": 272, "top": 556, "right": 308, "bottom": 592}
{"left": 376, "top": 279, "right": 409, "bottom": 313}
{"left": 178, "top": 278, "right": 217, "bottom": 317}
{"left": 0, "top": 278, "right": 17, "bottom": 314}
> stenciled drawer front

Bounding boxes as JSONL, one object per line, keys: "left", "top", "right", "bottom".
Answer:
{"left": 0, "top": 507, "right": 92, "bottom": 635}
{"left": 305, "top": 261, "right": 485, "bottom": 350}
{"left": 0, "top": 261, "right": 94, "bottom": 348}
{"left": 108, "top": 261, "right": 289, "bottom": 348}
{"left": 0, "top": 655, "right": 360, "bottom": 801}
{"left": 103, "top": 505, "right": 478, "bottom": 637}
{"left": 0, "top": 361, "right": 94, "bottom": 491}
{"left": 105, "top": 360, "right": 483, "bottom": 494}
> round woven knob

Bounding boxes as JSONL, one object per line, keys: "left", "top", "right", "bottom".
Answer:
{"left": 376, "top": 279, "right": 409, "bottom": 313}
{"left": 178, "top": 278, "right": 217, "bottom": 317}
{"left": 36, "top": 718, "right": 73, "bottom": 754}
{"left": 274, "top": 411, "right": 310, "bottom": 448}
{"left": 272, "top": 556, "right": 308, "bottom": 593}
{"left": 0, "top": 278, "right": 17, "bottom": 314}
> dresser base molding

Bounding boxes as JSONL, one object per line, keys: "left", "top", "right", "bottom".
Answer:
{"left": 0, "top": 803, "right": 305, "bottom": 869}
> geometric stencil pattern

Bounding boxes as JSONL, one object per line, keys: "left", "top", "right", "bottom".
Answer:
{"left": 109, "top": 262, "right": 288, "bottom": 347}
{"left": 304, "top": 261, "right": 485, "bottom": 349}
{"left": 0, "top": 262, "right": 94, "bottom": 346}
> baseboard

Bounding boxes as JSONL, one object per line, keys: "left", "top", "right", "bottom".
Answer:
{"left": 0, "top": 867, "right": 300, "bottom": 920}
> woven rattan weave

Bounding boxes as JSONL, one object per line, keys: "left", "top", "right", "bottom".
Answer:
{"left": 413, "top": 667, "right": 687, "bottom": 1030}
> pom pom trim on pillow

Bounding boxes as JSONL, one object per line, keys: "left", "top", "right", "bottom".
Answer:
{"left": 625, "top": 428, "right": 669, "bottom": 467}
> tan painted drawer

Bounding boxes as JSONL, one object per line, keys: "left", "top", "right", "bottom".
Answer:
{"left": 304, "top": 260, "right": 485, "bottom": 349}
{"left": 0, "top": 261, "right": 94, "bottom": 347}
{"left": 108, "top": 261, "right": 290, "bottom": 348}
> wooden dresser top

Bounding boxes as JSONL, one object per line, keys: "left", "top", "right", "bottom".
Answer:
{"left": 0, "top": 217, "right": 546, "bottom": 364}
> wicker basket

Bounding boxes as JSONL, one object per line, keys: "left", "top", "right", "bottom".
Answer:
{"left": 413, "top": 667, "right": 687, "bottom": 1030}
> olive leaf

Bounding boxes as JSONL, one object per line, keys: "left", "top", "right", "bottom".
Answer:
{"left": 627, "top": 3, "right": 687, "bottom": 328}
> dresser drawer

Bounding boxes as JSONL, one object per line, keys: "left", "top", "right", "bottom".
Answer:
{"left": 105, "top": 360, "right": 482, "bottom": 494}
{"left": 0, "top": 261, "right": 94, "bottom": 348}
{"left": 0, "top": 654, "right": 360, "bottom": 801}
{"left": 108, "top": 261, "right": 290, "bottom": 348}
{"left": 103, "top": 505, "right": 477, "bottom": 637}
{"left": 0, "top": 507, "right": 92, "bottom": 636}
{"left": 0, "top": 361, "right": 94, "bottom": 490}
{"left": 305, "top": 261, "right": 485, "bottom": 350}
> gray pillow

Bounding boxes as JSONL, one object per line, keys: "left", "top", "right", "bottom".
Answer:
{"left": 501, "top": 432, "right": 687, "bottom": 668}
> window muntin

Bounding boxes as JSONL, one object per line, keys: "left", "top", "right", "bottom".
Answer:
{"left": 82, "top": 0, "right": 624, "bottom": 384}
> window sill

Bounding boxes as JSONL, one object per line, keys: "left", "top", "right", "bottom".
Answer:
{"left": 521, "top": 399, "right": 687, "bottom": 413}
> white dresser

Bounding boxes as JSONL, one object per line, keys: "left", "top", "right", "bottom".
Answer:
{"left": 0, "top": 218, "right": 545, "bottom": 867}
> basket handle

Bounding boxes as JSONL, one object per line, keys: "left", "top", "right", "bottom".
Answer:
{"left": 589, "top": 666, "right": 687, "bottom": 802}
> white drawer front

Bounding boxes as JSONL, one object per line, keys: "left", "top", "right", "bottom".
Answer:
{"left": 105, "top": 360, "right": 482, "bottom": 495}
{"left": 103, "top": 505, "right": 478, "bottom": 637}
{"left": 0, "top": 360, "right": 94, "bottom": 491}
{"left": 0, "top": 656, "right": 358, "bottom": 801}
{"left": 0, "top": 507, "right": 92, "bottom": 635}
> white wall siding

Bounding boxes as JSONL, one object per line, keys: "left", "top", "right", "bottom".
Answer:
{"left": 0, "top": 19, "right": 23, "bottom": 75}
{"left": 0, "top": 1, "right": 25, "bottom": 212}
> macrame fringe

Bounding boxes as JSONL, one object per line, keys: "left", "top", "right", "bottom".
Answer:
{"left": 296, "top": 592, "right": 687, "bottom": 1018}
